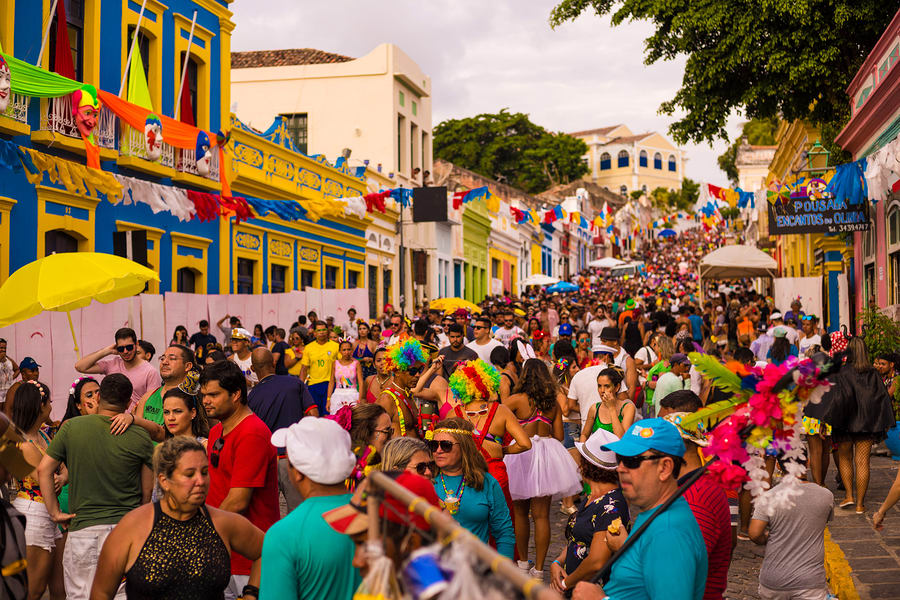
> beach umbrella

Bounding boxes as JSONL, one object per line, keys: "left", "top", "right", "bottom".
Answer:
{"left": 546, "top": 281, "right": 579, "bottom": 293}
{"left": 657, "top": 229, "right": 677, "bottom": 238}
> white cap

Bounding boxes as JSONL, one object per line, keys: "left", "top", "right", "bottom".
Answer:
{"left": 271, "top": 418, "right": 356, "bottom": 485}
{"left": 575, "top": 428, "right": 618, "bottom": 469}
{"left": 592, "top": 343, "right": 617, "bottom": 354}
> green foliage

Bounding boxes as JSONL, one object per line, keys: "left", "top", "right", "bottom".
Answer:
{"left": 717, "top": 118, "right": 779, "bottom": 185}
{"left": 433, "top": 109, "right": 589, "bottom": 194}
{"left": 688, "top": 352, "right": 743, "bottom": 394}
{"left": 858, "top": 307, "right": 900, "bottom": 359}
{"left": 650, "top": 178, "right": 699, "bottom": 212}
{"left": 677, "top": 398, "right": 744, "bottom": 433}
{"left": 720, "top": 207, "right": 741, "bottom": 220}
{"left": 549, "top": 1, "right": 896, "bottom": 146}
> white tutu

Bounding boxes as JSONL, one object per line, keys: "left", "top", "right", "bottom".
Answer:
{"left": 330, "top": 388, "right": 359, "bottom": 411}
{"left": 504, "top": 435, "right": 582, "bottom": 500}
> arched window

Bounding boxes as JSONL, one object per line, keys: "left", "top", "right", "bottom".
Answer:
{"left": 599, "top": 152, "right": 611, "bottom": 170}
{"left": 639, "top": 150, "right": 648, "bottom": 168}
{"left": 619, "top": 185, "right": 628, "bottom": 196}
{"left": 617, "top": 150, "right": 630, "bottom": 168}
{"left": 668, "top": 154, "right": 677, "bottom": 172}
{"left": 653, "top": 152, "right": 662, "bottom": 169}
{"left": 889, "top": 207, "right": 899, "bottom": 246}
{"left": 176, "top": 267, "right": 197, "bottom": 293}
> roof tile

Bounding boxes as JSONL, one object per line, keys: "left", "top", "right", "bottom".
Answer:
{"left": 232, "top": 48, "right": 354, "bottom": 69}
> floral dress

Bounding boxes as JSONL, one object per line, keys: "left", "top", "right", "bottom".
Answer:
{"left": 564, "top": 488, "right": 629, "bottom": 575}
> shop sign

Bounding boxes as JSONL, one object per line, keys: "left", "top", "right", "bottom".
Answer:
{"left": 767, "top": 179, "right": 869, "bottom": 234}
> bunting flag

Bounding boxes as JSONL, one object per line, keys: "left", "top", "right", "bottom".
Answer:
{"left": 364, "top": 190, "right": 390, "bottom": 213}
{"left": 544, "top": 209, "right": 557, "bottom": 224}
{"left": 186, "top": 190, "right": 252, "bottom": 223}
{"left": 553, "top": 205, "right": 565, "bottom": 220}
{"left": 451, "top": 186, "right": 488, "bottom": 210}
{"left": 126, "top": 44, "right": 153, "bottom": 111}
{"left": 485, "top": 191, "right": 500, "bottom": 213}
{"left": 390, "top": 188, "right": 413, "bottom": 208}
{"left": 112, "top": 173, "right": 194, "bottom": 221}
{"left": 18, "top": 146, "right": 122, "bottom": 201}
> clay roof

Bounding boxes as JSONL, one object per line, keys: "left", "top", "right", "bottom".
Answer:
{"left": 232, "top": 48, "right": 354, "bottom": 69}
{"left": 607, "top": 133, "right": 654, "bottom": 144}
{"left": 568, "top": 125, "right": 622, "bottom": 138}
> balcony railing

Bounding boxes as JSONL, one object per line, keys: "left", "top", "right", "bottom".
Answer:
{"left": 176, "top": 146, "right": 219, "bottom": 181}
{"left": 2, "top": 93, "right": 29, "bottom": 124}
{"left": 119, "top": 124, "right": 175, "bottom": 168}
{"left": 39, "top": 95, "right": 116, "bottom": 149}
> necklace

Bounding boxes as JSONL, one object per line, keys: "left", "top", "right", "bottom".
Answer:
{"left": 439, "top": 473, "right": 465, "bottom": 515}
{"left": 376, "top": 374, "right": 390, "bottom": 386}
{"left": 384, "top": 385, "right": 414, "bottom": 436}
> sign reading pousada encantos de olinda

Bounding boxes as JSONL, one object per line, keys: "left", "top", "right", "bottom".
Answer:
{"left": 766, "top": 178, "right": 870, "bottom": 235}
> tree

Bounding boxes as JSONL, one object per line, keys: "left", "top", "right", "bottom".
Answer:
{"left": 717, "top": 118, "right": 779, "bottom": 185}
{"left": 433, "top": 109, "right": 589, "bottom": 193}
{"left": 648, "top": 178, "right": 699, "bottom": 213}
{"left": 549, "top": 1, "right": 896, "bottom": 146}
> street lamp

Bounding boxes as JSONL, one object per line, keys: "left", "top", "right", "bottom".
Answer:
{"left": 805, "top": 140, "right": 830, "bottom": 176}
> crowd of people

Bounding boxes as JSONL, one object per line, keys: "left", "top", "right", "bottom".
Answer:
{"left": 1, "top": 228, "right": 899, "bottom": 600}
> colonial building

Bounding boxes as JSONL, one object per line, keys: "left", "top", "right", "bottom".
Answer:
{"left": 735, "top": 139, "right": 777, "bottom": 246}
{"left": 569, "top": 124, "right": 687, "bottom": 197}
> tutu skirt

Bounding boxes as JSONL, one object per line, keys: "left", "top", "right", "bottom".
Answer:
{"left": 504, "top": 436, "right": 582, "bottom": 500}
{"left": 330, "top": 388, "right": 359, "bottom": 411}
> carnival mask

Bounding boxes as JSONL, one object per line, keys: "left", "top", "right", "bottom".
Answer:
{"left": 0, "top": 56, "right": 10, "bottom": 114}
{"left": 71, "top": 84, "right": 100, "bottom": 140}
{"left": 144, "top": 114, "right": 163, "bottom": 161}
{"left": 195, "top": 131, "right": 211, "bottom": 176}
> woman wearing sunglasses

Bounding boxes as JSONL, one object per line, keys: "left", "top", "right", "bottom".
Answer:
{"left": 381, "top": 437, "right": 435, "bottom": 479}
{"left": 430, "top": 418, "right": 515, "bottom": 559}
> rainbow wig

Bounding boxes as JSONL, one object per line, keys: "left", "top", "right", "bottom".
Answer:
{"left": 384, "top": 338, "right": 428, "bottom": 372}
{"left": 449, "top": 359, "right": 500, "bottom": 404}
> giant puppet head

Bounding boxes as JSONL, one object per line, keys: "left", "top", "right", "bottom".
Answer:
{"left": 144, "top": 114, "right": 163, "bottom": 161}
{"left": 0, "top": 55, "right": 10, "bottom": 114}
{"left": 195, "top": 131, "right": 212, "bottom": 176}
{"left": 71, "top": 84, "right": 100, "bottom": 140}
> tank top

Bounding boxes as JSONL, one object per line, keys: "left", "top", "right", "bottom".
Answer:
{"left": 124, "top": 502, "right": 230, "bottom": 600}
{"left": 334, "top": 360, "right": 357, "bottom": 389}
{"left": 143, "top": 386, "right": 165, "bottom": 426}
{"left": 15, "top": 428, "right": 52, "bottom": 502}
{"left": 592, "top": 401, "right": 630, "bottom": 434}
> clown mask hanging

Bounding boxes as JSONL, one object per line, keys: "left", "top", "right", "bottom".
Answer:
{"left": 144, "top": 114, "right": 163, "bottom": 161}
{"left": 0, "top": 55, "right": 10, "bottom": 114}
{"left": 72, "top": 84, "right": 101, "bottom": 141}
{"left": 195, "top": 131, "right": 212, "bottom": 176}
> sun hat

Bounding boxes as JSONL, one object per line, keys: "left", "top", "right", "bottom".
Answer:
{"left": 662, "top": 412, "right": 710, "bottom": 447}
{"left": 575, "top": 428, "right": 618, "bottom": 469}
{"left": 271, "top": 418, "right": 356, "bottom": 485}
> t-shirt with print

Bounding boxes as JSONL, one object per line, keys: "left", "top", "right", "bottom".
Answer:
{"left": 46, "top": 414, "right": 153, "bottom": 531}
{"left": 206, "top": 413, "right": 279, "bottom": 576}
{"left": 96, "top": 356, "right": 161, "bottom": 410}
{"left": 231, "top": 353, "right": 258, "bottom": 385}
{"left": 564, "top": 488, "right": 629, "bottom": 574}
{"left": 300, "top": 341, "right": 340, "bottom": 385}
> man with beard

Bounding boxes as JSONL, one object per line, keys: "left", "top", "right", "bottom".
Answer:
{"left": 76, "top": 327, "right": 161, "bottom": 412}
{"left": 437, "top": 324, "right": 477, "bottom": 379}
{"left": 131, "top": 344, "right": 196, "bottom": 436}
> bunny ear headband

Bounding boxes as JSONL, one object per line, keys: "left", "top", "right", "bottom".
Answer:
{"left": 516, "top": 340, "right": 537, "bottom": 360}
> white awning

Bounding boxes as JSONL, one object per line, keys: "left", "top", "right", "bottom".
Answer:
{"left": 698, "top": 245, "right": 778, "bottom": 279}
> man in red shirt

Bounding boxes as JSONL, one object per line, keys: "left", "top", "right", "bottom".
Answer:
{"left": 660, "top": 394, "right": 733, "bottom": 600}
{"left": 200, "top": 360, "right": 279, "bottom": 600}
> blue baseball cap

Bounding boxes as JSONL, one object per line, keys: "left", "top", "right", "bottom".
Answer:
{"left": 558, "top": 323, "right": 573, "bottom": 336}
{"left": 600, "top": 418, "right": 686, "bottom": 458}
{"left": 19, "top": 357, "right": 40, "bottom": 370}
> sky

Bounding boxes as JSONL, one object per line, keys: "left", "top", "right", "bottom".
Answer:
{"left": 230, "top": 1, "right": 742, "bottom": 187}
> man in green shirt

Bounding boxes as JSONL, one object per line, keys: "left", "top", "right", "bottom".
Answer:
{"left": 38, "top": 373, "right": 154, "bottom": 599}
{"left": 134, "top": 343, "right": 196, "bottom": 430}
{"left": 260, "top": 417, "right": 359, "bottom": 600}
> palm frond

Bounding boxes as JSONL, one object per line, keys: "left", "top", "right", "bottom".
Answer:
{"left": 688, "top": 352, "right": 743, "bottom": 394}
{"left": 678, "top": 398, "right": 745, "bottom": 433}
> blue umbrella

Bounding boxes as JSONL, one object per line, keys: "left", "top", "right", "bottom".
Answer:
{"left": 546, "top": 281, "right": 579, "bottom": 293}
{"left": 658, "top": 228, "right": 677, "bottom": 238}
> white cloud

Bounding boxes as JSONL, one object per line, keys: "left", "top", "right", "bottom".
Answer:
{"left": 231, "top": 0, "right": 741, "bottom": 186}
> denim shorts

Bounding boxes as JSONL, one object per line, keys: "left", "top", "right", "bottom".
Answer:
{"left": 11, "top": 497, "right": 62, "bottom": 551}
{"left": 562, "top": 421, "right": 581, "bottom": 449}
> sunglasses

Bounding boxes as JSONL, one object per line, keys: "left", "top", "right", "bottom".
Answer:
{"left": 410, "top": 460, "right": 437, "bottom": 476}
{"left": 616, "top": 453, "right": 664, "bottom": 469}
{"left": 407, "top": 365, "right": 425, "bottom": 376}
{"left": 210, "top": 437, "right": 225, "bottom": 468}
{"left": 473, "top": 325, "right": 486, "bottom": 330}
{"left": 427, "top": 440, "right": 458, "bottom": 453}
{"left": 116, "top": 344, "right": 135, "bottom": 353}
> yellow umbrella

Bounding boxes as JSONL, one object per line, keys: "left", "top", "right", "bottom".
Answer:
{"left": 0, "top": 252, "right": 160, "bottom": 355}
{"left": 429, "top": 297, "right": 482, "bottom": 314}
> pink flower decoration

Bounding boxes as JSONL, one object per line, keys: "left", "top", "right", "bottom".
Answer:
{"left": 325, "top": 405, "right": 353, "bottom": 431}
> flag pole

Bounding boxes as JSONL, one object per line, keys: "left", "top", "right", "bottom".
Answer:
{"left": 119, "top": 0, "right": 149, "bottom": 96}
{"left": 174, "top": 10, "right": 198, "bottom": 120}
{"left": 37, "top": 0, "right": 61, "bottom": 67}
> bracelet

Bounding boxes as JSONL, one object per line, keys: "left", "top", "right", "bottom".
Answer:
{"left": 552, "top": 559, "right": 562, "bottom": 566}
{"left": 241, "top": 584, "right": 259, "bottom": 598}
{"left": 130, "top": 413, "right": 136, "bottom": 425}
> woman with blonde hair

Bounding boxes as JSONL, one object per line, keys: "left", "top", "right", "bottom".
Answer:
{"left": 430, "top": 417, "right": 515, "bottom": 558}
{"left": 381, "top": 437, "right": 435, "bottom": 479}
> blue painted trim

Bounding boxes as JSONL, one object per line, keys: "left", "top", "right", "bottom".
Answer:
{"left": 827, "top": 270, "right": 841, "bottom": 333}
{"left": 177, "top": 245, "right": 203, "bottom": 259}
{"left": 129, "top": 0, "right": 156, "bottom": 21}
{"left": 147, "top": 240, "right": 154, "bottom": 250}
{"left": 45, "top": 201, "right": 89, "bottom": 221}
{"left": 262, "top": 231, "right": 269, "bottom": 293}
{"left": 243, "top": 218, "right": 365, "bottom": 254}
{"left": 181, "top": 28, "right": 205, "bottom": 48}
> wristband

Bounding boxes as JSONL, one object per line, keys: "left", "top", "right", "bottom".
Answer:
{"left": 241, "top": 584, "right": 259, "bottom": 598}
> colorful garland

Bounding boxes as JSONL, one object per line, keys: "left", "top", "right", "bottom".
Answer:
{"left": 448, "top": 359, "right": 500, "bottom": 404}
{"left": 383, "top": 338, "right": 428, "bottom": 372}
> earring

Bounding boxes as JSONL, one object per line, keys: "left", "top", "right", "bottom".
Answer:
{"left": 164, "top": 489, "right": 178, "bottom": 511}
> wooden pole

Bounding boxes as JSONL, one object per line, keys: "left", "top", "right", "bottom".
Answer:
{"left": 37, "top": 0, "right": 61, "bottom": 67}
{"left": 119, "top": 0, "right": 148, "bottom": 96}
{"left": 367, "top": 471, "right": 561, "bottom": 600}
{"left": 174, "top": 10, "right": 198, "bottom": 120}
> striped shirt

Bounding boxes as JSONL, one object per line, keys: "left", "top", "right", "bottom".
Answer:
{"left": 681, "top": 470, "right": 733, "bottom": 600}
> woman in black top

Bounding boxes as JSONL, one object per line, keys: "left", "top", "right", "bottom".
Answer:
{"left": 90, "top": 436, "right": 263, "bottom": 600}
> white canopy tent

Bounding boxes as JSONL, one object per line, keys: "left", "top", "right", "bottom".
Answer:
{"left": 521, "top": 273, "right": 559, "bottom": 287}
{"left": 588, "top": 256, "right": 626, "bottom": 269}
{"left": 698, "top": 245, "right": 778, "bottom": 301}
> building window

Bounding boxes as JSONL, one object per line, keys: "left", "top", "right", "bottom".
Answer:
{"left": 599, "top": 152, "right": 611, "bottom": 170}
{"left": 864, "top": 225, "right": 875, "bottom": 259}
{"left": 412, "top": 101, "right": 417, "bottom": 116}
{"left": 44, "top": 230, "right": 79, "bottom": 256}
{"left": 368, "top": 265, "right": 378, "bottom": 317}
{"left": 639, "top": 150, "right": 648, "bottom": 168}
{"left": 49, "top": 0, "right": 84, "bottom": 81}
{"left": 491, "top": 258, "right": 500, "bottom": 279}
{"left": 397, "top": 114, "right": 406, "bottom": 174}
{"left": 325, "top": 265, "right": 338, "bottom": 289}
{"left": 281, "top": 113, "right": 308, "bottom": 154}
{"left": 891, "top": 250, "right": 900, "bottom": 305}
{"left": 617, "top": 150, "right": 629, "bottom": 168}
{"left": 270, "top": 264, "right": 286, "bottom": 293}
{"left": 399, "top": 90, "right": 405, "bottom": 107}
{"left": 668, "top": 154, "right": 677, "bottom": 172}
{"left": 127, "top": 26, "right": 150, "bottom": 80}
{"left": 236, "top": 258, "right": 254, "bottom": 294}
{"left": 641, "top": 184, "right": 647, "bottom": 194}
{"left": 653, "top": 152, "right": 662, "bottom": 169}
{"left": 383, "top": 268, "right": 392, "bottom": 306}
{"left": 348, "top": 269, "right": 360, "bottom": 289}
{"left": 176, "top": 267, "right": 196, "bottom": 293}
{"left": 300, "top": 269, "right": 316, "bottom": 290}
{"left": 178, "top": 52, "right": 198, "bottom": 125}
{"left": 889, "top": 207, "right": 899, "bottom": 246}
{"left": 619, "top": 185, "right": 627, "bottom": 196}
